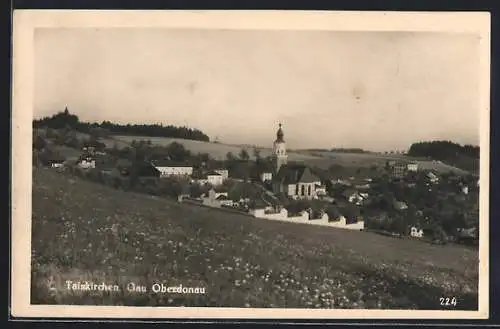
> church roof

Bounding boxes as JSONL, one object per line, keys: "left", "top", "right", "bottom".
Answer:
{"left": 274, "top": 164, "right": 320, "bottom": 185}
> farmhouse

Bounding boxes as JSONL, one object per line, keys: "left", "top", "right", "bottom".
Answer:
{"left": 77, "top": 154, "right": 96, "bottom": 169}
{"left": 151, "top": 160, "right": 194, "bottom": 178}
{"left": 207, "top": 186, "right": 229, "bottom": 199}
{"left": 342, "top": 188, "right": 366, "bottom": 205}
{"left": 206, "top": 171, "right": 224, "bottom": 186}
{"left": 214, "top": 169, "right": 229, "bottom": 180}
{"left": 260, "top": 172, "right": 273, "bottom": 182}
{"left": 203, "top": 186, "right": 232, "bottom": 207}
{"left": 390, "top": 161, "right": 407, "bottom": 178}
{"left": 407, "top": 162, "right": 419, "bottom": 172}
{"left": 410, "top": 226, "right": 424, "bottom": 238}
{"left": 427, "top": 171, "right": 440, "bottom": 184}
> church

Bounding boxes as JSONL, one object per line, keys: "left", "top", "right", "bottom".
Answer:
{"left": 270, "top": 123, "right": 326, "bottom": 200}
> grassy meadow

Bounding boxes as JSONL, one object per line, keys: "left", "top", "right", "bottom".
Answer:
{"left": 31, "top": 168, "right": 478, "bottom": 309}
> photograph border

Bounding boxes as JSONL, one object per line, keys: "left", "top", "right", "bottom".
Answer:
{"left": 11, "top": 9, "right": 491, "bottom": 319}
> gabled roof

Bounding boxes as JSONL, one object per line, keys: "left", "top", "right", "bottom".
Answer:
{"left": 152, "top": 160, "right": 193, "bottom": 167}
{"left": 206, "top": 171, "right": 222, "bottom": 176}
{"left": 275, "top": 164, "right": 320, "bottom": 185}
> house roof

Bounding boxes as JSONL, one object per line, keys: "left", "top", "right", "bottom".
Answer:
{"left": 151, "top": 160, "right": 192, "bottom": 167}
{"left": 216, "top": 194, "right": 229, "bottom": 200}
{"left": 275, "top": 164, "right": 320, "bottom": 185}
{"left": 206, "top": 171, "right": 222, "bottom": 176}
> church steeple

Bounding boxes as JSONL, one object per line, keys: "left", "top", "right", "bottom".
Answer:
{"left": 273, "top": 122, "right": 288, "bottom": 173}
{"left": 276, "top": 123, "right": 284, "bottom": 143}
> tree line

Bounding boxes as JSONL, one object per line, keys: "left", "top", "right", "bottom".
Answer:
{"left": 407, "top": 141, "right": 479, "bottom": 173}
{"left": 407, "top": 141, "right": 479, "bottom": 159}
{"left": 33, "top": 107, "right": 210, "bottom": 142}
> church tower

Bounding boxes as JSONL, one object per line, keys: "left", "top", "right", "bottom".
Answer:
{"left": 273, "top": 123, "right": 288, "bottom": 173}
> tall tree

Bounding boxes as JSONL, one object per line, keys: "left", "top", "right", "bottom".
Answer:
{"left": 239, "top": 148, "right": 250, "bottom": 161}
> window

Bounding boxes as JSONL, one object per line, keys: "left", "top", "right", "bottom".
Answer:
{"left": 301, "top": 185, "right": 305, "bottom": 196}
{"left": 308, "top": 185, "right": 312, "bottom": 196}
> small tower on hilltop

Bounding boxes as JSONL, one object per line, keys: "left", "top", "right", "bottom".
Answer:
{"left": 273, "top": 122, "right": 288, "bottom": 173}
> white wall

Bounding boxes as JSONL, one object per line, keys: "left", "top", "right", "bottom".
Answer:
{"left": 207, "top": 175, "right": 223, "bottom": 186}
{"left": 78, "top": 160, "right": 96, "bottom": 169}
{"left": 156, "top": 166, "right": 193, "bottom": 177}
{"left": 251, "top": 208, "right": 364, "bottom": 230}
{"left": 261, "top": 172, "right": 273, "bottom": 182}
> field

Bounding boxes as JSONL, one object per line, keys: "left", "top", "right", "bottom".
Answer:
{"left": 31, "top": 168, "right": 478, "bottom": 309}
{"left": 112, "top": 135, "right": 318, "bottom": 162}
{"left": 110, "top": 135, "right": 468, "bottom": 174}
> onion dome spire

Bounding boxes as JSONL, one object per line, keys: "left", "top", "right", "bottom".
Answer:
{"left": 276, "top": 123, "right": 284, "bottom": 143}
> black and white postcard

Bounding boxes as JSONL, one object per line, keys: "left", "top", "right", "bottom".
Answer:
{"left": 11, "top": 10, "right": 490, "bottom": 319}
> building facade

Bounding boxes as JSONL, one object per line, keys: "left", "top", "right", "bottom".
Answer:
{"left": 206, "top": 171, "right": 224, "bottom": 186}
{"left": 151, "top": 160, "right": 194, "bottom": 177}
{"left": 273, "top": 164, "right": 322, "bottom": 200}
{"left": 407, "top": 162, "right": 419, "bottom": 172}
{"left": 214, "top": 169, "right": 229, "bottom": 181}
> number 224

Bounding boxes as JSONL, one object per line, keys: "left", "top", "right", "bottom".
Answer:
{"left": 440, "top": 297, "right": 457, "bottom": 306}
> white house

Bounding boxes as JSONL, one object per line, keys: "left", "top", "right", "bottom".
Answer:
{"left": 315, "top": 184, "right": 327, "bottom": 196}
{"left": 49, "top": 156, "right": 65, "bottom": 168}
{"left": 203, "top": 187, "right": 232, "bottom": 207}
{"left": 151, "top": 160, "right": 193, "bottom": 178}
{"left": 427, "top": 172, "right": 439, "bottom": 184}
{"left": 77, "top": 157, "right": 96, "bottom": 169}
{"left": 342, "top": 189, "right": 365, "bottom": 206}
{"left": 214, "top": 169, "right": 229, "bottom": 181}
{"left": 410, "top": 226, "right": 424, "bottom": 238}
{"left": 207, "top": 187, "right": 229, "bottom": 200}
{"left": 51, "top": 162, "right": 64, "bottom": 168}
{"left": 407, "top": 162, "right": 419, "bottom": 172}
{"left": 260, "top": 172, "right": 273, "bottom": 182}
{"left": 206, "top": 171, "right": 224, "bottom": 186}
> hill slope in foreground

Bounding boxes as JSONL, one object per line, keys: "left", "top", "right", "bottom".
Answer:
{"left": 31, "top": 168, "right": 478, "bottom": 309}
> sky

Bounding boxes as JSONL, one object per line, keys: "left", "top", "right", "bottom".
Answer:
{"left": 34, "top": 28, "right": 481, "bottom": 151}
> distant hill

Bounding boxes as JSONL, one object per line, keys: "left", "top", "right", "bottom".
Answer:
{"left": 33, "top": 107, "right": 210, "bottom": 142}
{"left": 407, "top": 141, "right": 479, "bottom": 174}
